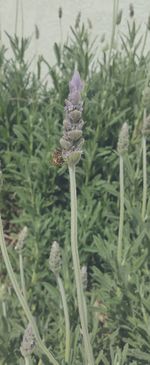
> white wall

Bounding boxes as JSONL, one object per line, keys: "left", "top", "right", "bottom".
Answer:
{"left": 0, "top": 1, "right": 150, "bottom": 75}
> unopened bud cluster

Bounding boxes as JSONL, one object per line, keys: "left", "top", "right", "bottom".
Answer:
{"left": 49, "top": 241, "right": 61, "bottom": 276}
{"left": 116, "top": 9, "right": 123, "bottom": 26}
{"left": 20, "top": 323, "right": 36, "bottom": 357}
{"left": 60, "top": 71, "right": 84, "bottom": 167}
{"left": 142, "top": 114, "right": 150, "bottom": 137}
{"left": 15, "top": 226, "right": 28, "bottom": 251}
{"left": 58, "top": 7, "right": 62, "bottom": 19}
{"left": 117, "top": 122, "right": 129, "bottom": 155}
{"left": 147, "top": 16, "right": 150, "bottom": 31}
{"left": 129, "top": 3, "right": 134, "bottom": 18}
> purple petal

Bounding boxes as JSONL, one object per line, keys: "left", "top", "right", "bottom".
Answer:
{"left": 69, "top": 71, "right": 83, "bottom": 93}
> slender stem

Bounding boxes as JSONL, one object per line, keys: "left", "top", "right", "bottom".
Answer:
{"left": 2, "top": 301, "right": 7, "bottom": 317}
{"left": 59, "top": 18, "right": 63, "bottom": 55}
{"left": 0, "top": 214, "right": 59, "bottom": 365}
{"left": 69, "top": 166, "right": 94, "bottom": 365}
{"left": 57, "top": 275, "right": 70, "bottom": 364}
{"left": 117, "top": 155, "right": 124, "bottom": 265}
{"left": 142, "top": 130, "right": 147, "bottom": 222}
{"left": 25, "top": 357, "right": 30, "bottom": 365}
{"left": 141, "top": 27, "right": 148, "bottom": 59}
{"left": 19, "top": 251, "right": 27, "bottom": 301}
{"left": 15, "top": 0, "right": 19, "bottom": 35}
{"left": 38, "top": 360, "right": 43, "bottom": 365}
{"left": 20, "top": 0, "right": 24, "bottom": 38}
{"left": 108, "top": 0, "right": 119, "bottom": 65}
{"left": 83, "top": 292, "right": 88, "bottom": 328}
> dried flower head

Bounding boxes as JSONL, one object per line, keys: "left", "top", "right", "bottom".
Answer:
{"left": 142, "top": 114, "right": 150, "bottom": 137}
{"left": 20, "top": 323, "right": 36, "bottom": 357}
{"left": 129, "top": 3, "right": 134, "bottom": 18}
{"left": 87, "top": 18, "right": 92, "bottom": 29}
{"left": 116, "top": 9, "right": 123, "bottom": 25}
{"left": 147, "top": 15, "right": 150, "bottom": 31}
{"left": 15, "top": 226, "right": 28, "bottom": 251}
{"left": 75, "top": 12, "right": 81, "bottom": 29}
{"left": 49, "top": 241, "right": 61, "bottom": 276}
{"left": 35, "top": 25, "right": 40, "bottom": 40}
{"left": 117, "top": 122, "right": 129, "bottom": 155}
{"left": 81, "top": 265, "right": 87, "bottom": 291}
{"left": 60, "top": 71, "right": 84, "bottom": 167}
{"left": 58, "top": 7, "right": 62, "bottom": 19}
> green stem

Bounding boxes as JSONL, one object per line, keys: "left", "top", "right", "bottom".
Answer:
{"left": 15, "top": 0, "right": 19, "bottom": 35}
{"left": 25, "top": 357, "right": 30, "bottom": 365}
{"left": 108, "top": 0, "right": 119, "bottom": 65}
{"left": 20, "top": 0, "right": 24, "bottom": 38}
{"left": 38, "top": 361, "right": 43, "bottom": 365}
{"left": 2, "top": 301, "right": 7, "bottom": 317}
{"left": 141, "top": 27, "right": 148, "bottom": 59}
{"left": 0, "top": 214, "right": 59, "bottom": 365}
{"left": 117, "top": 155, "right": 124, "bottom": 265}
{"left": 142, "top": 111, "right": 147, "bottom": 222}
{"left": 69, "top": 165, "right": 94, "bottom": 365}
{"left": 19, "top": 251, "right": 27, "bottom": 301}
{"left": 57, "top": 275, "right": 70, "bottom": 364}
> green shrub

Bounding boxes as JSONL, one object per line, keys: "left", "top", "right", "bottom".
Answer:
{"left": 0, "top": 7, "right": 150, "bottom": 364}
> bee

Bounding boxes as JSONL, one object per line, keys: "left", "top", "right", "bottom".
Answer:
{"left": 52, "top": 149, "right": 64, "bottom": 166}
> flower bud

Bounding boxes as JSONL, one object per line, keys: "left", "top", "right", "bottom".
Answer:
{"left": 15, "top": 226, "right": 28, "bottom": 251}
{"left": 65, "top": 151, "right": 81, "bottom": 167}
{"left": 116, "top": 9, "right": 123, "bottom": 25}
{"left": 49, "top": 241, "right": 61, "bottom": 276}
{"left": 67, "top": 130, "right": 82, "bottom": 141}
{"left": 75, "top": 12, "right": 81, "bottom": 29}
{"left": 35, "top": 25, "right": 40, "bottom": 40}
{"left": 58, "top": 7, "right": 62, "bottom": 19}
{"left": 147, "top": 15, "right": 150, "bottom": 31}
{"left": 70, "top": 110, "right": 82, "bottom": 123}
{"left": 117, "top": 122, "right": 129, "bottom": 155}
{"left": 76, "top": 138, "right": 85, "bottom": 149}
{"left": 20, "top": 323, "right": 36, "bottom": 357}
{"left": 60, "top": 138, "right": 72, "bottom": 150}
{"left": 129, "top": 3, "right": 134, "bottom": 18}
{"left": 63, "top": 119, "right": 72, "bottom": 130}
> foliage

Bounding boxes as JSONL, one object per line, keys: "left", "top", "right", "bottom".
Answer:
{"left": 0, "top": 7, "right": 150, "bottom": 365}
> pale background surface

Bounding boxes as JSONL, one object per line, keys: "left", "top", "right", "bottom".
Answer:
{"left": 0, "top": 1, "right": 149, "bottom": 73}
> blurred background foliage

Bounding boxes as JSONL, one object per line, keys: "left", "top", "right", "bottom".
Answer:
{"left": 0, "top": 7, "right": 150, "bottom": 365}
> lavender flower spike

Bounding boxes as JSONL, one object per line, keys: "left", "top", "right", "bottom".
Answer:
{"left": 60, "top": 71, "right": 84, "bottom": 166}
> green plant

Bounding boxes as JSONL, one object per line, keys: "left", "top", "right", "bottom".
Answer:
{"left": 1, "top": 6, "right": 150, "bottom": 365}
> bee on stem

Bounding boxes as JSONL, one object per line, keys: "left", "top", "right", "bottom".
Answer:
{"left": 52, "top": 149, "right": 64, "bottom": 166}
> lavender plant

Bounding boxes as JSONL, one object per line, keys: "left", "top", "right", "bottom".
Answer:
{"left": 60, "top": 70, "right": 94, "bottom": 365}
{"left": 1, "top": 9, "right": 150, "bottom": 365}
